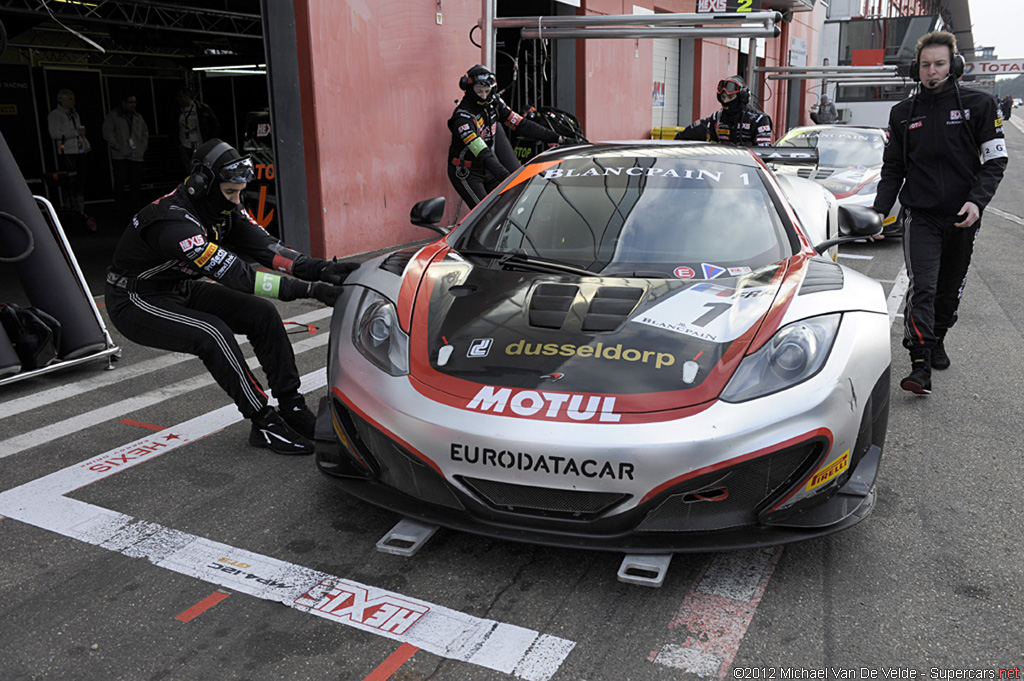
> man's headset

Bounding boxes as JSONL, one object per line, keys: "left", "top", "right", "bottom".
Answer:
{"left": 186, "top": 140, "right": 233, "bottom": 198}
{"left": 459, "top": 65, "right": 497, "bottom": 91}
{"left": 909, "top": 49, "right": 966, "bottom": 82}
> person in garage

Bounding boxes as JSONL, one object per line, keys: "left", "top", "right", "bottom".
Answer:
{"left": 447, "top": 64, "right": 566, "bottom": 208}
{"left": 674, "top": 75, "right": 773, "bottom": 147}
{"left": 105, "top": 139, "right": 359, "bottom": 455}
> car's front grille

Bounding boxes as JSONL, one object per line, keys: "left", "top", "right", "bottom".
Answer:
{"left": 637, "top": 441, "right": 822, "bottom": 533}
{"left": 334, "top": 399, "right": 464, "bottom": 510}
{"left": 459, "top": 476, "right": 630, "bottom": 520}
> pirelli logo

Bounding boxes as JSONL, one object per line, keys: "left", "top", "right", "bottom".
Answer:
{"left": 806, "top": 450, "right": 850, "bottom": 491}
{"left": 194, "top": 243, "right": 218, "bottom": 267}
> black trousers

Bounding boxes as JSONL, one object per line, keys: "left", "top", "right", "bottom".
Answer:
{"left": 447, "top": 164, "right": 499, "bottom": 208}
{"left": 105, "top": 280, "right": 301, "bottom": 419}
{"left": 901, "top": 208, "right": 980, "bottom": 353}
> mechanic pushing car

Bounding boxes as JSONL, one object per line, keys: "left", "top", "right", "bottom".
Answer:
{"left": 447, "top": 64, "right": 566, "bottom": 208}
{"left": 872, "top": 31, "right": 1007, "bottom": 396}
{"left": 104, "top": 139, "right": 359, "bottom": 455}
{"left": 674, "top": 75, "right": 773, "bottom": 147}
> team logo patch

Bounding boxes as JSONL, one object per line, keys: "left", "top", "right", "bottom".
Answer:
{"left": 194, "top": 243, "right": 218, "bottom": 267}
{"left": 702, "top": 263, "right": 726, "bottom": 279}
{"left": 179, "top": 235, "right": 205, "bottom": 252}
{"left": 909, "top": 121, "right": 923, "bottom": 130}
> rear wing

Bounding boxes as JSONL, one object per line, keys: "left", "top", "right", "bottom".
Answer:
{"left": 753, "top": 147, "right": 819, "bottom": 167}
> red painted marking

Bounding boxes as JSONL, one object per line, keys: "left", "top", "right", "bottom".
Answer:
{"left": 175, "top": 590, "right": 230, "bottom": 622}
{"left": 363, "top": 643, "right": 418, "bottom": 681}
{"left": 119, "top": 419, "right": 166, "bottom": 432}
{"left": 95, "top": 300, "right": 106, "bottom": 310}
{"left": 649, "top": 549, "right": 782, "bottom": 677}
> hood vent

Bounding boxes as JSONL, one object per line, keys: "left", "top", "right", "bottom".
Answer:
{"left": 800, "top": 259, "right": 844, "bottom": 295}
{"left": 797, "top": 168, "right": 834, "bottom": 180}
{"left": 528, "top": 283, "right": 579, "bottom": 329}
{"left": 582, "top": 286, "right": 644, "bottom": 332}
{"left": 379, "top": 246, "right": 421, "bottom": 275}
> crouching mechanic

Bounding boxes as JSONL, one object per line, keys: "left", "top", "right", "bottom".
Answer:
{"left": 105, "top": 139, "right": 359, "bottom": 455}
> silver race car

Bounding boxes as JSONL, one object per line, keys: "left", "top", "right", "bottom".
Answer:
{"left": 315, "top": 142, "right": 890, "bottom": 552}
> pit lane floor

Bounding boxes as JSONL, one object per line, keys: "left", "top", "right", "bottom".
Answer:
{"left": 1, "top": 120, "right": 1022, "bottom": 680}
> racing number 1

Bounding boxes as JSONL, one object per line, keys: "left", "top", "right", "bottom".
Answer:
{"left": 693, "top": 302, "right": 731, "bottom": 327}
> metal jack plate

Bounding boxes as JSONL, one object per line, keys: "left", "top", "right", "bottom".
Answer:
{"left": 376, "top": 518, "right": 438, "bottom": 557}
{"left": 617, "top": 553, "right": 673, "bottom": 587}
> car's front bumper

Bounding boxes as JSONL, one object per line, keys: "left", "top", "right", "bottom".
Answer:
{"left": 316, "top": 299, "right": 890, "bottom": 552}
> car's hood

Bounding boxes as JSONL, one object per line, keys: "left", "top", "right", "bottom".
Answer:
{"left": 402, "top": 248, "right": 801, "bottom": 415}
{"left": 812, "top": 166, "right": 879, "bottom": 198}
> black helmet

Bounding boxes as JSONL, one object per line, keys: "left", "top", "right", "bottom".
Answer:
{"left": 460, "top": 64, "right": 497, "bottom": 92}
{"left": 186, "top": 139, "right": 255, "bottom": 198}
{"left": 717, "top": 75, "right": 749, "bottom": 107}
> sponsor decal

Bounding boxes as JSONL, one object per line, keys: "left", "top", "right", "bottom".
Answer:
{"left": 466, "top": 386, "right": 622, "bottom": 422}
{"left": 633, "top": 282, "right": 778, "bottom": 342}
{"left": 702, "top": 263, "right": 726, "bottom": 279}
{"left": 505, "top": 339, "right": 675, "bottom": 369}
{"left": 508, "top": 111, "right": 523, "bottom": 126}
{"left": 458, "top": 123, "right": 471, "bottom": 133}
{"left": 451, "top": 443, "right": 636, "bottom": 480}
{"left": 950, "top": 109, "right": 971, "bottom": 121}
{"left": 179, "top": 235, "right": 206, "bottom": 251}
{"left": 256, "top": 122, "right": 271, "bottom": 137}
{"left": 83, "top": 434, "right": 180, "bottom": 472}
{"left": 910, "top": 120, "right": 923, "bottom": 130}
{"left": 758, "top": 124, "right": 771, "bottom": 133}
{"left": 674, "top": 266, "right": 695, "bottom": 279}
{"left": 728, "top": 266, "right": 752, "bottom": 276}
{"left": 467, "top": 338, "right": 492, "bottom": 358}
{"left": 295, "top": 580, "right": 428, "bottom": 635}
{"left": 207, "top": 562, "right": 292, "bottom": 588}
{"left": 805, "top": 449, "right": 849, "bottom": 491}
{"left": 194, "top": 243, "right": 218, "bottom": 267}
{"left": 540, "top": 167, "right": 723, "bottom": 181}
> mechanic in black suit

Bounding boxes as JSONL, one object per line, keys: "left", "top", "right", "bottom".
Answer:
{"left": 872, "top": 31, "right": 1007, "bottom": 395}
{"left": 105, "top": 139, "right": 359, "bottom": 454}
{"left": 675, "top": 76, "right": 773, "bottom": 147}
{"left": 447, "top": 64, "right": 565, "bottom": 208}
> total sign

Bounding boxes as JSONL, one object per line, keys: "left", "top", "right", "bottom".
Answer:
{"left": 964, "top": 59, "right": 1024, "bottom": 76}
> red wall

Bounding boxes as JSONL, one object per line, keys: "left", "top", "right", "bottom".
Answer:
{"left": 296, "top": 0, "right": 825, "bottom": 258}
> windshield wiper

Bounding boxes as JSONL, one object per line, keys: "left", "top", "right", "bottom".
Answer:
{"left": 458, "top": 248, "right": 600, "bottom": 276}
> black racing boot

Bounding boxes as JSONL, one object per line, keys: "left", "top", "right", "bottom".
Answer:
{"left": 249, "top": 405, "right": 314, "bottom": 455}
{"left": 900, "top": 350, "right": 932, "bottom": 395}
{"left": 931, "top": 340, "right": 951, "bottom": 370}
{"left": 278, "top": 396, "right": 317, "bottom": 440}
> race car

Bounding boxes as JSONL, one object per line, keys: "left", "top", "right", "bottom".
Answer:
{"left": 315, "top": 141, "right": 890, "bottom": 552}
{"left": 772, "top": 125, "right": 903, "bottom": 237}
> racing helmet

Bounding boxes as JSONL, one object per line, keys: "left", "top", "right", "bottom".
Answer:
{"left": 717, "top": 75, "right": 749, "bottom": 107}
{"left": 186, "top": 139, "right": 255, "bottom": 198}
{"left": 460, "top": 64, "right": 498, "bottom": 93}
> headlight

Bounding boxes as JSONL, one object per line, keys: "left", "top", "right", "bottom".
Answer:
{"left": 720, "top": 313, "right": 841, "bottom": 402}
{"left": 352, "top": 289, "right": 409, "bottom": 376}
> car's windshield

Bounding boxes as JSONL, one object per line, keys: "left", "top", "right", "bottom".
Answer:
{"left": 459, "top": 154, "right": 792, "bottom": 278}
{"left": 777, "top": 129, "right": 885, "bottom": 168}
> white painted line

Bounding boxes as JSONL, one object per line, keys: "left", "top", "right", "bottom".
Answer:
{"left": 0, "top": 308, "right": 331, "bottom": 419}
{"left": 987, "top": 206, "right": 1024, "bottom": 226}
{"left": 0, "top": 367, "right": 576, "bottom": 680}
{"left": 649, "top": 547, "right": 782, "bottom": 678}
{"left": 0, "top": 333, "right": 328, "bottom": 460}
{"left": 836, "top": 252, "right": 873, "bottom": 260}
{"left": 887, "top": 265, "right": 909, "bottom": 328}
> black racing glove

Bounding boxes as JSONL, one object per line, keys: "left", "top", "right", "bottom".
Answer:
{"left": 320, "top": 258, "right": 360, "bottom": 285}
{"left": 309, "top": 282, "right": 344, "bottom": 307}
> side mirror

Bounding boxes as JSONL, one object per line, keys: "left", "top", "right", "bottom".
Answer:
{"left": 814, "top": 204, "right": 883, "bottom": 254}
{"left": 410, "top": 197, "right": 448, "bottom": 235}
